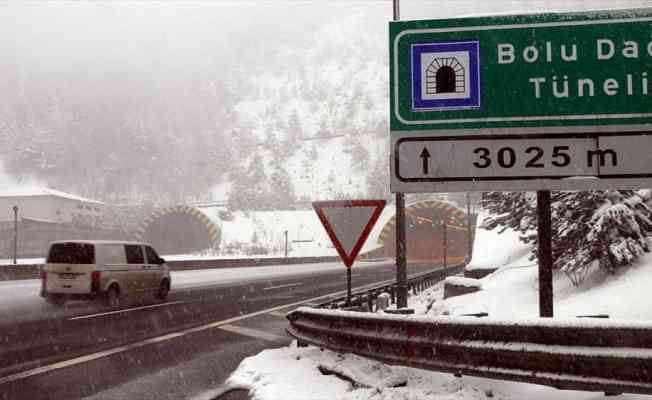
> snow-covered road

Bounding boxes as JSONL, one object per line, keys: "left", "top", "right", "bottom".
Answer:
{"left": 0, "top": 260, "right": 387, "bottom": 323}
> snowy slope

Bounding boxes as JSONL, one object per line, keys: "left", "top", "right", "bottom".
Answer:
{"left": 432, "top": 216, "right": 652, "bottom": 319}
{"left": 465, "top": 212, "right": 532, "bottom": 271}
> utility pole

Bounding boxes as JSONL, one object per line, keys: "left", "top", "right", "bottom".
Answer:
{"left": 13, "top": 206, "right": 18, "bottom": 265}
{"left": 393, "top": 0, "right": 407, "bottom": 309}
{"left": 283, "top": 230, "right": 288, "bottom": 258}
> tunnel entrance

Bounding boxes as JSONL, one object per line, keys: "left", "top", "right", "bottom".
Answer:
{"left": 141, "top": 209, "right": 219, "bottom": 255}
{"left": 374, "top": 201, "right": 469, "bottom": 264}
{"left": 435, "top": 66, "right": 456, "bottom": 93}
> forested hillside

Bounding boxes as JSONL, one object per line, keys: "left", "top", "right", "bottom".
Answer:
{"left": 0, "top": 3, "right": 390, "bottom": 208}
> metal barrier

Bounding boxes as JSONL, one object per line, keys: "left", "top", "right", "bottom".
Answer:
{"left": 286, "top": 307, "right": 652, "bottom": 395}
{"left": 315, "top": 262, "right": 465, "bottom": 310}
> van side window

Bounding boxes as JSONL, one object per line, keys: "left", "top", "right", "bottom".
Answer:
{"left": 103, "top": 245, "right": 126, "bottom": 264}
{"left": 145, "top": 246, "right": 160, "bottom": 264}
{"left": 125, "top": 245, "right": 144, "bottom": 264}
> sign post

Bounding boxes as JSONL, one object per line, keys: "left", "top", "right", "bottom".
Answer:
{"left": 313, "top": 200, "right": 386, "bottom": 306}
{"left": 390, "top": 9, "right": 652, "bottom": 317}
{"left": 537, "top": 191, "right": 554, "bottom": 317}
{"left": 393, "top": 0, "right": 409, "bottom": 310}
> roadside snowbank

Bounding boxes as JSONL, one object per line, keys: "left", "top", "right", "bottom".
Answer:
{"left": 431, "top": 240, "right": 652, "bottom": 320}
{"left": 226, "top": 343, "right": 649, "bottom": 400}
{"left": 444, "top": 276, "right": 482, "bottom": 288}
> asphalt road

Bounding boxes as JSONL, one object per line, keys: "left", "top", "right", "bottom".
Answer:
{"left": 0, "top": 260, "right": 446, "bottom": 400}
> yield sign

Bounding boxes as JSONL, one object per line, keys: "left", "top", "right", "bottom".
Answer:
{"left": 313, "top": 200, "right": 386, "bottom": 268}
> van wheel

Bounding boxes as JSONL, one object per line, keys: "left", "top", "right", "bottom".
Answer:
{"left": 157, "top": 279, "right": 170, "bottom": 300}
{"left": 46, "top": 294, "right": 66, "bottom": 307}
{"left": 106, "top": 285, "right": 121, "bottom": 308}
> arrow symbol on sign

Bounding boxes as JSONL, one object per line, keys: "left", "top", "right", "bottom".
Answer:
{"left": 420, "top": 148, "right": 431, "bottom": 175}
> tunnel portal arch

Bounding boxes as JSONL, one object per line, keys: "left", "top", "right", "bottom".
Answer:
{"left": 375, "top": 200, "right": 469, "bottom": 264}
{"left": 136, "top": 206, "right": 220, "bottom": 256}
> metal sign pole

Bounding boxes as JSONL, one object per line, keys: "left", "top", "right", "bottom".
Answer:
{"left": 537, "top": 191, "right": 553, "bottom": 317}
{"left": 466, "top": 192, "right": 472, "bottom": 259}
{"left": 347, "top": 267, "right": 352, "bottom": 306}
{"left": 396, "top": 193, "right": 407, "bottom": 308}
{"left": 393, "top": 0, "right": 408, "bottom": 309}
{"left": 442, "top": 221, "right": 447, "bottom": 268}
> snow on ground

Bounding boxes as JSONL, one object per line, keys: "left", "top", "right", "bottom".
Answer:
{"left": 0, "top": 257, "right": 45, "bottom": 265}
{"left": 465, "top": 212, "right": 531, "bottom": 271}
{"left": 431, "top": 242, "right": 652, "bottom": 321}
{"left": 225, "top": 212, "right": 652, "bottom": 400}
{"left": 444, "top": 276, "right": 482, "bottom": 288}
{"left": 225, "top": 343, "right": 649, "bottom": 400}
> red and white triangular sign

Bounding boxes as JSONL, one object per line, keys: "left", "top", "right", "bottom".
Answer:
{"left": 313, "top": 200, "right": 386, "bottom": 268}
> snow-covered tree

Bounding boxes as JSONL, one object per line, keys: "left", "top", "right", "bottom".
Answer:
{"left": 268, "top": 164, "right": 296, "bottom": 209}
{"left": 287, "top": 110, "right": 303, "bottom": 143}
{"left": 366, "top": 155, "right": 390, "bottom": 200}
{"left": 553, "top": 191, "right": 652, "bottom": 285}
{"left": 228, "top": 152, "right": 269, "bottom": 211}
{"left": 481, "top": 191, "right": 537, "bottom": 239}
{"left": 481, "top": 190, "right": 652, "bottom": 286}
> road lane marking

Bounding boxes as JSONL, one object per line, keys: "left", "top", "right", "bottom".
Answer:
{"left": 67, "top": 301, "right": 185, "bottom": 321}
{"left": 262, "top": 282, "right": 303, "bottom": 291}
{"left": 218, "top": 324, "right": 288, "bottom": 343}
{"left": 0, "top": 277, "right": 399, "bottom": 385}
{"left": 268, "top": 311, "right": 288, "bottom": 318}
{"left": 0, "top": 331, "right": 187, "bottom": 385}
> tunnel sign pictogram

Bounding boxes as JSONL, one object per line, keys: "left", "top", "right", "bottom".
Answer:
{"left": 411, "top": 41, "right": 480, "bottom": 111}
{"left": 312, "top": 200, "right": 386, "bottom": 268}
{"left": 390, "top": 8, "right": 652, "bottom": 193}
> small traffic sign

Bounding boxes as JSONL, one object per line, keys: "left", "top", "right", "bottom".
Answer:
{"left": 389, "top": 8, "right": 652, "bottom": 193}
{"left": 312, "top": 200, "right": 386, "bottom": 268}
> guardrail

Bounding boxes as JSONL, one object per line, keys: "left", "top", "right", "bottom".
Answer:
{"left": 313, "top": 262, "right": 465, "bottom": 310}
{"left": 286, "top": 307, "right": 652, "bottom": 395}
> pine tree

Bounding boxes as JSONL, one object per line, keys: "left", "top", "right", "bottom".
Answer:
{"left": 247, "top": 153, "right": 269, "bottom": 210}
{"left": 481, "top": 191, "right": 537, "bottom": 238}
{"left": 366, "top": 155, "right": 390, "bottom": 200}
{"left": 287, "top": 110, "right": 302, "bottom": 143}
{"left": 227, "top": 152, "right": 269, "bottom": 211}
{"left": 481, "top": 190, "right": 652, "bottom": 286}
{"left": 268, "top": 164, "right": 296, "bottom": 210}
{"left": 553, "top": 191, "right": 652, "bottom": 285}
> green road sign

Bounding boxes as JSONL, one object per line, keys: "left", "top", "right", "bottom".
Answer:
{"left": 390, "top": 8, "right": 652, "bottom": 193}
{"left": 390, "top": 8, "right": 652, "bottom": 132}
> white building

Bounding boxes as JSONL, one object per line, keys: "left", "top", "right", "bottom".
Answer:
{"left": 0, "top": 186, "right": 104, "bottom": 225}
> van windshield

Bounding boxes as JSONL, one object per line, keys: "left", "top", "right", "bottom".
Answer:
{"left": 46, "top": 243, "right": 95, "bottom": 264}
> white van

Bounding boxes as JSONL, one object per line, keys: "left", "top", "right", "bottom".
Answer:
{"left": 40, "top": 240, "right": 171, "bottom": 308}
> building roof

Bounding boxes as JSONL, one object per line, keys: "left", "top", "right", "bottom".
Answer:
{"left": 0, "top": 186, "right": 104, "bottom": 204}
